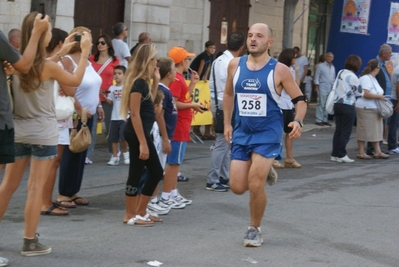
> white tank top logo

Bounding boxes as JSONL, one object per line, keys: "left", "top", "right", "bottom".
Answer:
{"left": 241, "top": 78, "right": 261, "bottom": 90}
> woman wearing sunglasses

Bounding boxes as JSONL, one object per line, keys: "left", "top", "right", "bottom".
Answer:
{"left": 87, "top": 35, "right": 121, "bottom": 164}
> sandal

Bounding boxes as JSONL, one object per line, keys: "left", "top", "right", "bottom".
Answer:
{"left": 55, "top": 199, "right": 76, "bottom": 208}
{"left": 285, "top": 160, "right": 302, "bottom": 168}
{"left": 71, "top": 197, "right": 89, "bottom": 206}
{"left": 373, "top": 153, "right": 389, "bottom": 159}
{"left": 272, "top": 160, "right": 284, "bottom": 169}
{"left": 357, "top": 153, "right": 372, "bottom": 159}
{"left": 144, "top": 213, "right": 163, "bottom": 223}
{"left": 41, "top": 203, "right": 69, "bottom": 216}
{"left": 127, "top": 215, "right": 154, "bottom": 227}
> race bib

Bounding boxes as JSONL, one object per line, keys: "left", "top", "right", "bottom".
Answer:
{"left": 237, "top": 93, "right": 267, "bottom": 117}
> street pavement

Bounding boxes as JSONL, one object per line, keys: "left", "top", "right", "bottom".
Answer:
{"left": 1, "top": 105, "right": 399, "bottom": 267}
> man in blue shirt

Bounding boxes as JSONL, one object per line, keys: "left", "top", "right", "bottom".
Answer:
{"left": 223, "top": 23, "right": 307, "bottom": 247}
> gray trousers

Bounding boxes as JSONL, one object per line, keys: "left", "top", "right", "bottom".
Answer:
{"left": 206, "top": 133, "right": 230, "bottom": 184}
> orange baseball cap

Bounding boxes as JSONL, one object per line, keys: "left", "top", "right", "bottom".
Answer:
{"left": 168, "top": 47, "right": 195, "bottom": 64}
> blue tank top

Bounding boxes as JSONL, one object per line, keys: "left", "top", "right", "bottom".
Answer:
{"left": 232, "top": 56, "right": 283, "bottom": 145}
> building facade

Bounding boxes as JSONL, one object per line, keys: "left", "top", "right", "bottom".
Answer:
{"left": 0, "top": 0, "right": 310, "bottom": 58}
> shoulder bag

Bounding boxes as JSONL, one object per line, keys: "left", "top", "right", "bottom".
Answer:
{"left": 212, "top": 63, "right": 224, "bottom": 133}
{"left": 368, "top": 75, "right": 393, "bottom": 119}
{"left": 54, "top": 81, "right": 75, "bottom": 120}
{"left": 69, "top": 108, "right": 92, "bottom": 153}
{"left": 325, "top": 70, "right": 344, "bottom": 115}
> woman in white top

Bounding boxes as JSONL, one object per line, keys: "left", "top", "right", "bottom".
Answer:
{"left": 273, "top": 48, "right": 302, "bottom": 169}
{"left": 355, "top": 59, "right": 389, "bottom": 159}
{"left": 330, "top": 55, "right": 363, "bottom": 163}
{"left": 57, "top": 27, "right": 103, "bottom": 208}
{"left": 0, "top": 12, "right": 92, "bottom": 256}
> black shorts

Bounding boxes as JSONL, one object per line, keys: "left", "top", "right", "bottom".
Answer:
{"left": 107, "top": 120, "right": 126, "bottom": 142}
{"left": 282, "top": 109, "right": 295, "bottom": 134}
{"left": 0, "top": 126, "right": 15, "bottom": 164}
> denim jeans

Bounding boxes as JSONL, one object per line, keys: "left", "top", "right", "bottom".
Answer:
{"left": 331, "top": 103, "right": 355, "bottom": 158}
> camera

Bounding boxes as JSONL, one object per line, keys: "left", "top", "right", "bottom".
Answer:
{"left": 74, "top": 34, "right": 82, "bottom": 42}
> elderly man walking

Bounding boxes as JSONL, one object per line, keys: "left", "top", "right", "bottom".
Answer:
{"left": 315, "top": 52, "right": 336, "bottom": 126}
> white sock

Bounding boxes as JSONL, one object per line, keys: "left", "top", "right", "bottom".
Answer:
{"left": 161, "top": 192, "right": 171, "bottom": 200}
{"left": 171, "top": 189, "right": 178, "bottom": 197}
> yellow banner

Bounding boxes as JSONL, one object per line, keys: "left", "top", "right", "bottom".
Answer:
{"left": 186, "top": 80, "right": 213, "bottom": 126}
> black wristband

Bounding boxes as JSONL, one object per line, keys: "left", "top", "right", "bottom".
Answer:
{"left": 291, "top": 95, "right": 307, "bottom": 104}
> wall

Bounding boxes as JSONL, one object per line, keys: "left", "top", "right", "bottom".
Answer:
{"left": 0, "top": 0, "right": 31, "bottom": 34}
{"left": 249, "top": 0, "right": 310, "bottom": 55}
{"left": 0, "top": 0, "right": 309, "bottom": 59}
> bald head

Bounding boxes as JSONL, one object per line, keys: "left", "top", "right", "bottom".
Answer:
{"left": 8, "top": 28, "right": 21, "bottom": 49}
{"left": 247, "top": 23, "right": 273, "bottom": 57}
{"left": 138, "top": 32, "right": 151, "bottom": 44}
{"left": 249, "top": 23, "right": 273, "bottom": 39}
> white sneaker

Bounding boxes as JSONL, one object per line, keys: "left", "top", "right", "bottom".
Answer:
{"left": 389, "top": 147, "right": 399, "bottom": 154}
{"left": 159, "top": 197, "right": 186, "bottom": 209}
{"left": 173, "top": 193, "right": 192, "bottom": 205}
{"left": 330, "top": 156, "right": 337, "bottom": 162}
{"left": 337, "top": 155, "right": 354, "bottom": 163}
{"left": 0, "top": 256, "right": 9, "bottom": 267}
{"left": 107, "top": 156, "right": 119, "bottom": 166}
{"left": 147, "top": 201, "right": 170, "bottom": 215}
{"left": 123, "top": 152, "right": 130, "bottom": 164}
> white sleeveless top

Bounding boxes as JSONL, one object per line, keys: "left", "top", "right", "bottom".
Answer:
{"left": 63, "top": 55, "right": 102, "bottom": 114}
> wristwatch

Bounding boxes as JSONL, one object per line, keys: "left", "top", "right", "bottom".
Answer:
{"left": 293, "top": 119, "right": 303, "bottom": 127}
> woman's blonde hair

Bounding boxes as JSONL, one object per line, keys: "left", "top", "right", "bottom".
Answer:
{"left": 68, "top": 26, "right": 91, "bottom": 54}
{"left": 120, "top": 44, "right": 158, "bottom": 119}
{"left": 19, "top": 12, "right": 50, "bottom": 92}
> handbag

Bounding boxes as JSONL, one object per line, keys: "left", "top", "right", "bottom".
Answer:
{"left": 368, "top": 75, "right": 394, "bottom": 119}
{"left": 69, "top": 108, "right": 92, "bottom": 153}
{"left": 212, "top": 63, "right": 224, "bottom": 133}
{"left": 325, "top": 70, "right": 344, "bottom": 115}
{"left": 54, "top": 81, "right": 75, "bottom": 120}
{"left": 376, "top": 99, "right": 393, "bottom": 119}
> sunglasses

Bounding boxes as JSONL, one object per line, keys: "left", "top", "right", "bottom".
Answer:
{"left": 97, "top": 41, "right": 106, "bottom": 45}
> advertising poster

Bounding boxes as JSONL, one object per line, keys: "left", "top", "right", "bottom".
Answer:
{"left": 387, "top": 2, "right": 399, "bottom": 45}
{"left": 187, "top": 81, "right": 213, "bottom": 126}
{"left": 340, "top": 0, "right": 371, "bottom": 34}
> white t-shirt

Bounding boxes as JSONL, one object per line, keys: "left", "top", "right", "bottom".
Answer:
{"left": 303, "top": 75, "right": 313, "bottom": 94}
{"left": 112, "top": 39, "right": 130, "bottom": 68}
{"left": 295, "top": 55, "right": 309, "bottom": 81}
{"left": 107, "top": 84, "right": 124, "bottom": 120}
{"left": 279, "top": 66, "right": 295, "bottom": 110}
{"left": 355, "top": 75, "right": 384, "bottom": 109}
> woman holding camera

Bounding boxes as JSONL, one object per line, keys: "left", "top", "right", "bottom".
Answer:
{"left": 0, "top": 12, "right": 91, "bottom": 255}
{"left": 57, "top": 26, "right": 103, "bottom": 208}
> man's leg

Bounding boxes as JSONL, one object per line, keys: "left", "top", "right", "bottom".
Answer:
{"left": 206, "top": 133, "right": 229, "bottom": 185}
{"left": 320, "top": 90, "right": 329, "bottom": 123}
{"left": 247, "top": 153, "right": 273, "bottom": 227}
